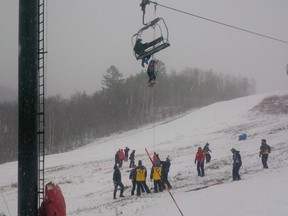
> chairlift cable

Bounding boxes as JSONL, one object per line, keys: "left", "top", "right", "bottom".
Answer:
{"left": 152, "top": 2, "right": 157, "bottom": 60}
{"left": 148, "top": 1, "right": 288, "bottom": 45}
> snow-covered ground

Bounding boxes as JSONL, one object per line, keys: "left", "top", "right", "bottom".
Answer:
{"left": 1, "top": 91, "right": 288, "bottom": 216}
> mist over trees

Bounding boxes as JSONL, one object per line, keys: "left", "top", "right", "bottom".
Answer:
{"left": 0, "top": 63, "right": 255, "bottom": 163}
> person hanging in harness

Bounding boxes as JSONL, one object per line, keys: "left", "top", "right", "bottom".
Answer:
{"left": 203, "top": 143, "right": 212, "bottom": 163}
{"left": 147, "top": 59, "right": 157, "bottom": 85}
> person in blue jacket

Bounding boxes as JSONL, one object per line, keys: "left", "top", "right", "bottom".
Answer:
{"left": 231, "top": 148, "right": 242, "bottom": 181}
{"left": 259, "top": 139, "right": 271, "bottom": 168}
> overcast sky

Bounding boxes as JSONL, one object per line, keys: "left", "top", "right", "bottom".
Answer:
{"left": 1, "top": 0, "right": 288, "bottom": 98}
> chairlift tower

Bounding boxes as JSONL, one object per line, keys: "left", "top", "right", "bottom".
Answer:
{"left": 18, "top": 0, "right": 46, "bottom": 215}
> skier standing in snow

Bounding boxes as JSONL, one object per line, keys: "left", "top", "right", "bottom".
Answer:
{"left": 129, "top": 165, "right": 143, "bottom": 196}
{"left": 203, "top": 143, "right": 212, "bottom": 163}
{"left": 195, "top": 147, "right": 205, "bottom": 177}
{"left": 112, "top": 165, "right": 125, "bottom": 199}
{"left": 160, "top": 156, "right": 172, "bottom": 190}
{"left": 118, "top": 149, "right": 125, "bottom": 168}
{"left": 129, "top": 150, "right": 136, "bottom": 168}
{"left": 124, "top": 146, "right": 130, "bottom": 161}
{"left": 150, "top": 160, "right": 163, "bottom": 193}
{"left": 259, "top": 139, "right": 270, "bottom": 169}
{"left": 135, "top": 160, "right": 151, "bottom": 196}
{"left": 231, "top": 148, "right": 242, "bottom": 181}
{"left": 114, "top": 150, "right": 120, "bottom": 167}
{"left": 152, "top": 152, "right": 160, "bottom": 166}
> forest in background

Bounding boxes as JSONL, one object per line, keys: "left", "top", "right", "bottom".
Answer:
{"left": 0, "top": 62, "right": 256, "bottom": 163}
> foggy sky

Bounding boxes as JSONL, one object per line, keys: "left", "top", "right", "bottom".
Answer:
{"left": 1, "top": 0, "right": 288, "bottom": 98}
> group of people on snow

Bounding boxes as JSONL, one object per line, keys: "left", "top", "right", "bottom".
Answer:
{"left": 113, "top": 150, "right": 172, "bottom": 199}
{"left": 114, "top": 147, "right": 132, "bottom": 168}
{"left": 194, "top": 143, "right": 212, "bottom": 177}
{"left": 194, "top": 139, "right": 271, "bottom": 181}
{"left": 113, "top": 139, "right": 271, "bottom": 199}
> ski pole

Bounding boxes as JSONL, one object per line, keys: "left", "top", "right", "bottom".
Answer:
{"left": 145, "top": 148, "right": 184, "bottom": 216}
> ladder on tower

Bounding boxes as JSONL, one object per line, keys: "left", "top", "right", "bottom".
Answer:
{"left": 37, "top": 0, "right": 47, "bottom": 207}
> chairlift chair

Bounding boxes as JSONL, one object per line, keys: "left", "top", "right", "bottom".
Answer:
{"left": 132, "top": 17, "right": 170, "bottom": 60}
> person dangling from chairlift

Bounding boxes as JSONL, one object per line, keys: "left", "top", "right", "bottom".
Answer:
{"left": 147, "top": 59, "right": 158, "bottom": 86}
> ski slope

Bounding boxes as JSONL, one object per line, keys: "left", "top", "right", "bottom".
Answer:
{"left": 1, "top": 91, "right": 288, "bottom": 216}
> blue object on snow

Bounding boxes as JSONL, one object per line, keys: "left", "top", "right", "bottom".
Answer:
{"left": 239, "top": 133, "right": 247, "bottom": 141}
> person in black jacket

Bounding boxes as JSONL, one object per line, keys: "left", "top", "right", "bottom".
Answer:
{"left": 113, "top": 165, "right": 125, "bottom": 199}
{"left": 160, "top": 156, "right": 172, "bottom": 190}
{"left": 114, "top": 151, "right": 120, "bottom": 167}
{"left": 129, "top": 150, "right": 136, "bottom": 168}
{"left": 134, "top": 38, "right": 151, "bottom": 67}
{"left": 231, "top": 148, "right": 242, "bottom": 181}
{"left": 124, "top": 146, "right": 130, "bottom": 161}
{"left": 203, "top": 143, "right": 212, "bottom": 163}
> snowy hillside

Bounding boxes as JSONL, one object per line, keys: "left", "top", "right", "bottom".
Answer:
{"left": 1, "top": 91, "right": 288, "bottom": 216}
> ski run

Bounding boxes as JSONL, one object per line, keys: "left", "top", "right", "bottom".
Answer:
{"left": 1, "top": 91, "right": 288, "bottom": 216}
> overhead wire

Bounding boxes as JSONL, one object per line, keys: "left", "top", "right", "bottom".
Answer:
{"left": 152, "top": 1, "right": 157, "bottom": 153}
{"left": 148, "top": 1, "right": 288, "bottom": 45}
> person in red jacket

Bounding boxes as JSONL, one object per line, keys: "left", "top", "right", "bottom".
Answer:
{"left": 194, "top": 147, "right": 205, "bottom": 177}
{"left": 118, "top": 149, "right": 125, "bottom": 168}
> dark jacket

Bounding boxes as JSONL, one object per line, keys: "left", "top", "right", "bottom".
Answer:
{"left": 260, "top": 143, "right": 270, "bottom": 155}
{"left": 134, "top": 40, "right": 149, "bottom": 54}
{"left": 203, "top": 144, "right": 212, "bottom": 153}
{"left": 161, "top": 159, "right": 171, "bottom": 175}
{"left": 124, "top": 147, "right": 130, "bottom": 158}
{"left": 129, "top": 151, "right": 135, "bottom": 160}
{"left": 129, "top": 168, "right": 136, "bottom": 181}
{"left": 113, "top": 169, "right": 122, "bottom": 184}
{"left": 232, "top": 151, "right": 242, "bottom": 167}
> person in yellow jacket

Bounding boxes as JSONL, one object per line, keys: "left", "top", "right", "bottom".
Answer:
{"left": 135, "top": 160, "right": 151, "bottom": 196}
{"left": 150, "top": 161, "right": 163, "bottom": 193}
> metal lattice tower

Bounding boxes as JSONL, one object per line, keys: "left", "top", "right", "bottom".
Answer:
{"left": 37, "top": 0, "right": 47, "bottom": 207}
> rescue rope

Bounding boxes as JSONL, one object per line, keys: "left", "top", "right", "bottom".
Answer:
{"left": 152, "top": 85, "right": 156, "bottom": 152}
{"left": 145, "top": 148, "right": 185, "bottom": 216}
{"left": 1, "top": 191, "right": 12, "bottom": 216}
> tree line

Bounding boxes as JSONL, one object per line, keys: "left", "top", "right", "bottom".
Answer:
{"left": 0, "top": 62, "right": 255, "bottom": 163}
